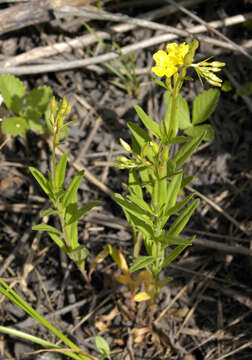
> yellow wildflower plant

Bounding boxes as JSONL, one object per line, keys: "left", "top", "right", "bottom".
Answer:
{"left": 152, "top": 40, "right": 225, "bottom": 88}
{"left": 152, "top": 42, "right": 189, "bottom": 78}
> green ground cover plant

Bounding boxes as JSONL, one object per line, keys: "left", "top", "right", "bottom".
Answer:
{"left": 0, "top": 39, "right": 225, "bottom": 358}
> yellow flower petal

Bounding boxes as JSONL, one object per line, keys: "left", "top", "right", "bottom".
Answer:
{"left": 166, "top": 43, "right": 178, "bottom": 53}
{"left": 134, "top": 292, "right": 151, "bottom": 302}
{"left": 179, "top": 43, "right": 189, "bottom": 58}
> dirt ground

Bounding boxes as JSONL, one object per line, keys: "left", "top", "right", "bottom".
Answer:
{"left": 0, "top": 0, "right": 252, "bottom": 359}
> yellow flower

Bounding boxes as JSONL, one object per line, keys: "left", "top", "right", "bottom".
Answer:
{"left": 152, "top": 42, "right": 189, "bottom": 78}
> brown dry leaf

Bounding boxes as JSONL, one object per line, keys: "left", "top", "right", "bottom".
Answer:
{"left": 175, "top": 306, "right": 189, "bottom": 319}
{"left": 0, "top": 176, "right": 23, "bottom": 190}
{"left": 185, "top": 355, "right": 197, "bottom": 360}
{"left": 101, "top": 305, "right": 119, "bottom": 322}
{"left": 94, "top": 320, "right": 108, "bottom": 332}
{"left": 124, "top": 355, "right": 131, "bottom": 360}
{"left": 114, "top": 338, "right": 124, "bottom": 346}
{"left": 132, "top": 327, "right": 150, "bottom": 343}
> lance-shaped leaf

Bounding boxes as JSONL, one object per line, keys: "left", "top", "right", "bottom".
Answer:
{"left": 41, "top": 208, "right": 59, "bottom": 217}
{"left": 134, "top": 104, "right": 161, "bottom": 138}
{"left": 166, "top": 198, "right": 200, "bottom": 237}
{"left": 128, "top": 168, "right": 143, "bottom": 198}
{"left": 48, "top": 232, "right": 66, "bottom": 250}
{"left": 164, "top": 92, "right": 190, "bottom": 131}
{"left": 62, "top": 170, "right": 84, "bottom": 209}
{"left": 32, "top": 223, "right": 63, "bottom": 236}
{"left": 123, "top": 210, "right": 154, "bottom": 239}
{"left": 161, "top": 238, "right": 194, "bottom": 269}
{"left": 129, "top": 256, "right": 155, "bottom": 273}
{"left": 127, "top": 122, "right": 151, "bottom": 149}
{"left": 173, "top": 132, "right": 204, "bottom": 170}
{"left": 66, "top": 200, "right": 99, "bottom": 225}
{"left": 55, "top": 153, "right": 68, "bottom": 190}
{"left": 114, "top": 193, "right": 151, "bottom": 224}
{"left": 29, "top": 167, "right": 50, "bottom": 196}
{"left": 95, "top": 336, "right": 110, "bottom": 360}
{"left": 161, "top": 193, "right": 195, "bottom": 227}
{"left": 165, "top": 172, "right": 183, "bottom": 210}
{"left": 161, "top": 234, "right": 193, "bottom": 248}
{"left": 127, "top": 194, "right": 154, "bottom": 215}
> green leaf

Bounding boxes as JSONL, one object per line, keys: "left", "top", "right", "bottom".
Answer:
{"left": 66, "top": 200, "right": 99, "bottom": 225}
{"left": 113, "top": 193, "right": 151, "bottom": 223}
{"left": 48, "top": 232, "right": 66, "bottom": 250}
{"left": 134, "top": 104, "right": 161, "bottom": 138}
{"left": 29, "top": 167, "right": 51, "bottom": 196}
{"left": 62, "top": 170, "right": 84, "bottom": 209}
{"left": 166, "top": 172, "right": 183, "bottom": 210}
{"left": 64, "top": 204, "right": 79, "bottom": 249}
{"left": 24, "top": 107, "right": 45, "bottom": 133}
{"left": 32, "top": 223, "right": 63, "bottom": 236}
{"left": 26, "top": 86, "right": 52, "bottom": 114}
{"left": 124, "top": 211, "right": 154, "bottom": 239}
{"left": 164, "top": 193, "right": 194, "bottom": 219}
{"left": 128, "top": 169, "right": 143, "bottom": 199}
{"left": 161, "top": 242, "right": 193, "bottom": 269}
{"left": 192, "top": 88, "right": 220, "bottom": 125}
{"left": 127, "top": 122, "right": 151, "bottom": 149}
{"left": 95, "top": 336, "right": 110, "bottom": 359}
{"left": 129, "top": 256, "right": 155, "bottom": 273}
{"left": 41, "top": 208, "right": 59, "bottom": 217}
{"left": 127, "top": 194, "right": 154, "bottom": 214}
{"left": 167, "top": 199, "right": 200, "bottom": 236}
{"left": 161, "top": 234, "right": 192, "bottom": 247}
{"left": 176, "top": 95, "right": 191, "bottom": 130}
{"left": 68, "top": 245, "right": 88, "bottom": 268}
{"left": 151, "top": 77, "right": 168, "bottom": 89}
{"left": 0, "top": 74, "right": 25, "bottom": 114}
{"left": 55, "top": 153, "right": 68, "bottom": 190}
{"left": 164, "top": 92, "right": 190, "bottom": 135}
{"left": 173, "top": 132, "right": 204, "bottom": 170}
{"left": 221, "top": 80, "right": 232, "bottom": 92}
{"left": 2, "top": 117, "right": 28, "bottom": 136}
{"left": 184, "top": 124, "right": 214, "bottom": 142}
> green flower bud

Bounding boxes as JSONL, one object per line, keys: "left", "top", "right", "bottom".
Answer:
{"left": 120, "top": 138, "right": 132, "bottom": 153}
{"left": 142, "top": 142, "right": 150, "bottom": 157}
{"left": 150, "top": 141, "right": 159, "bottom": 155}
{"left": 162, "top": 147, "right": 169, "bottom": 161}
{"left": 184, "top": 39, "right": 199, "bottom": 66}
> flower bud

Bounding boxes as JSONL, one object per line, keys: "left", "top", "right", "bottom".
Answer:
{"left": 162, "top": 147, "right": 169, "bottom": 161}
{"left": 50, "top": 96, "right": 55, "bottom": 112}
{"left": 211, "top": 61, "right": 225, "bottom": 67}
{"left": 150, "top": 141, "right": 159, "bottom": 155}
{"left": 141, "top": 142, "right": 150, "bottom": 157}
{"left": 120, "top": 138, "right": 132, "bottom": 153}
{"left": 184, "top": 39, "right": 199, "bottom": 66}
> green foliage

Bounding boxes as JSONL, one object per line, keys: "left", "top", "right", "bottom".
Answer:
{"left": 0, "top": 279, "right": 91, "bottom": 360}
{"left": 177, "top": 88, "right": 220, "bottom": 141}
{"left": 95, "top": 336, "right": 111, "bottom": 360}
{"left": 30, "top": 98, "right": 99, "bottom": 283}
{"left": 83, "top": 22, "right": 140, "bottom": 97}
{"left": 114, "top": 46, "right": 224, "bottom": 307}
{"left": 0, "top": 74, "right": 52, "bottom": 137}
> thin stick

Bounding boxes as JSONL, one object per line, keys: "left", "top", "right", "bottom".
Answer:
{"left": 1, "top": 12, "right": 251, "bottom": 75}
